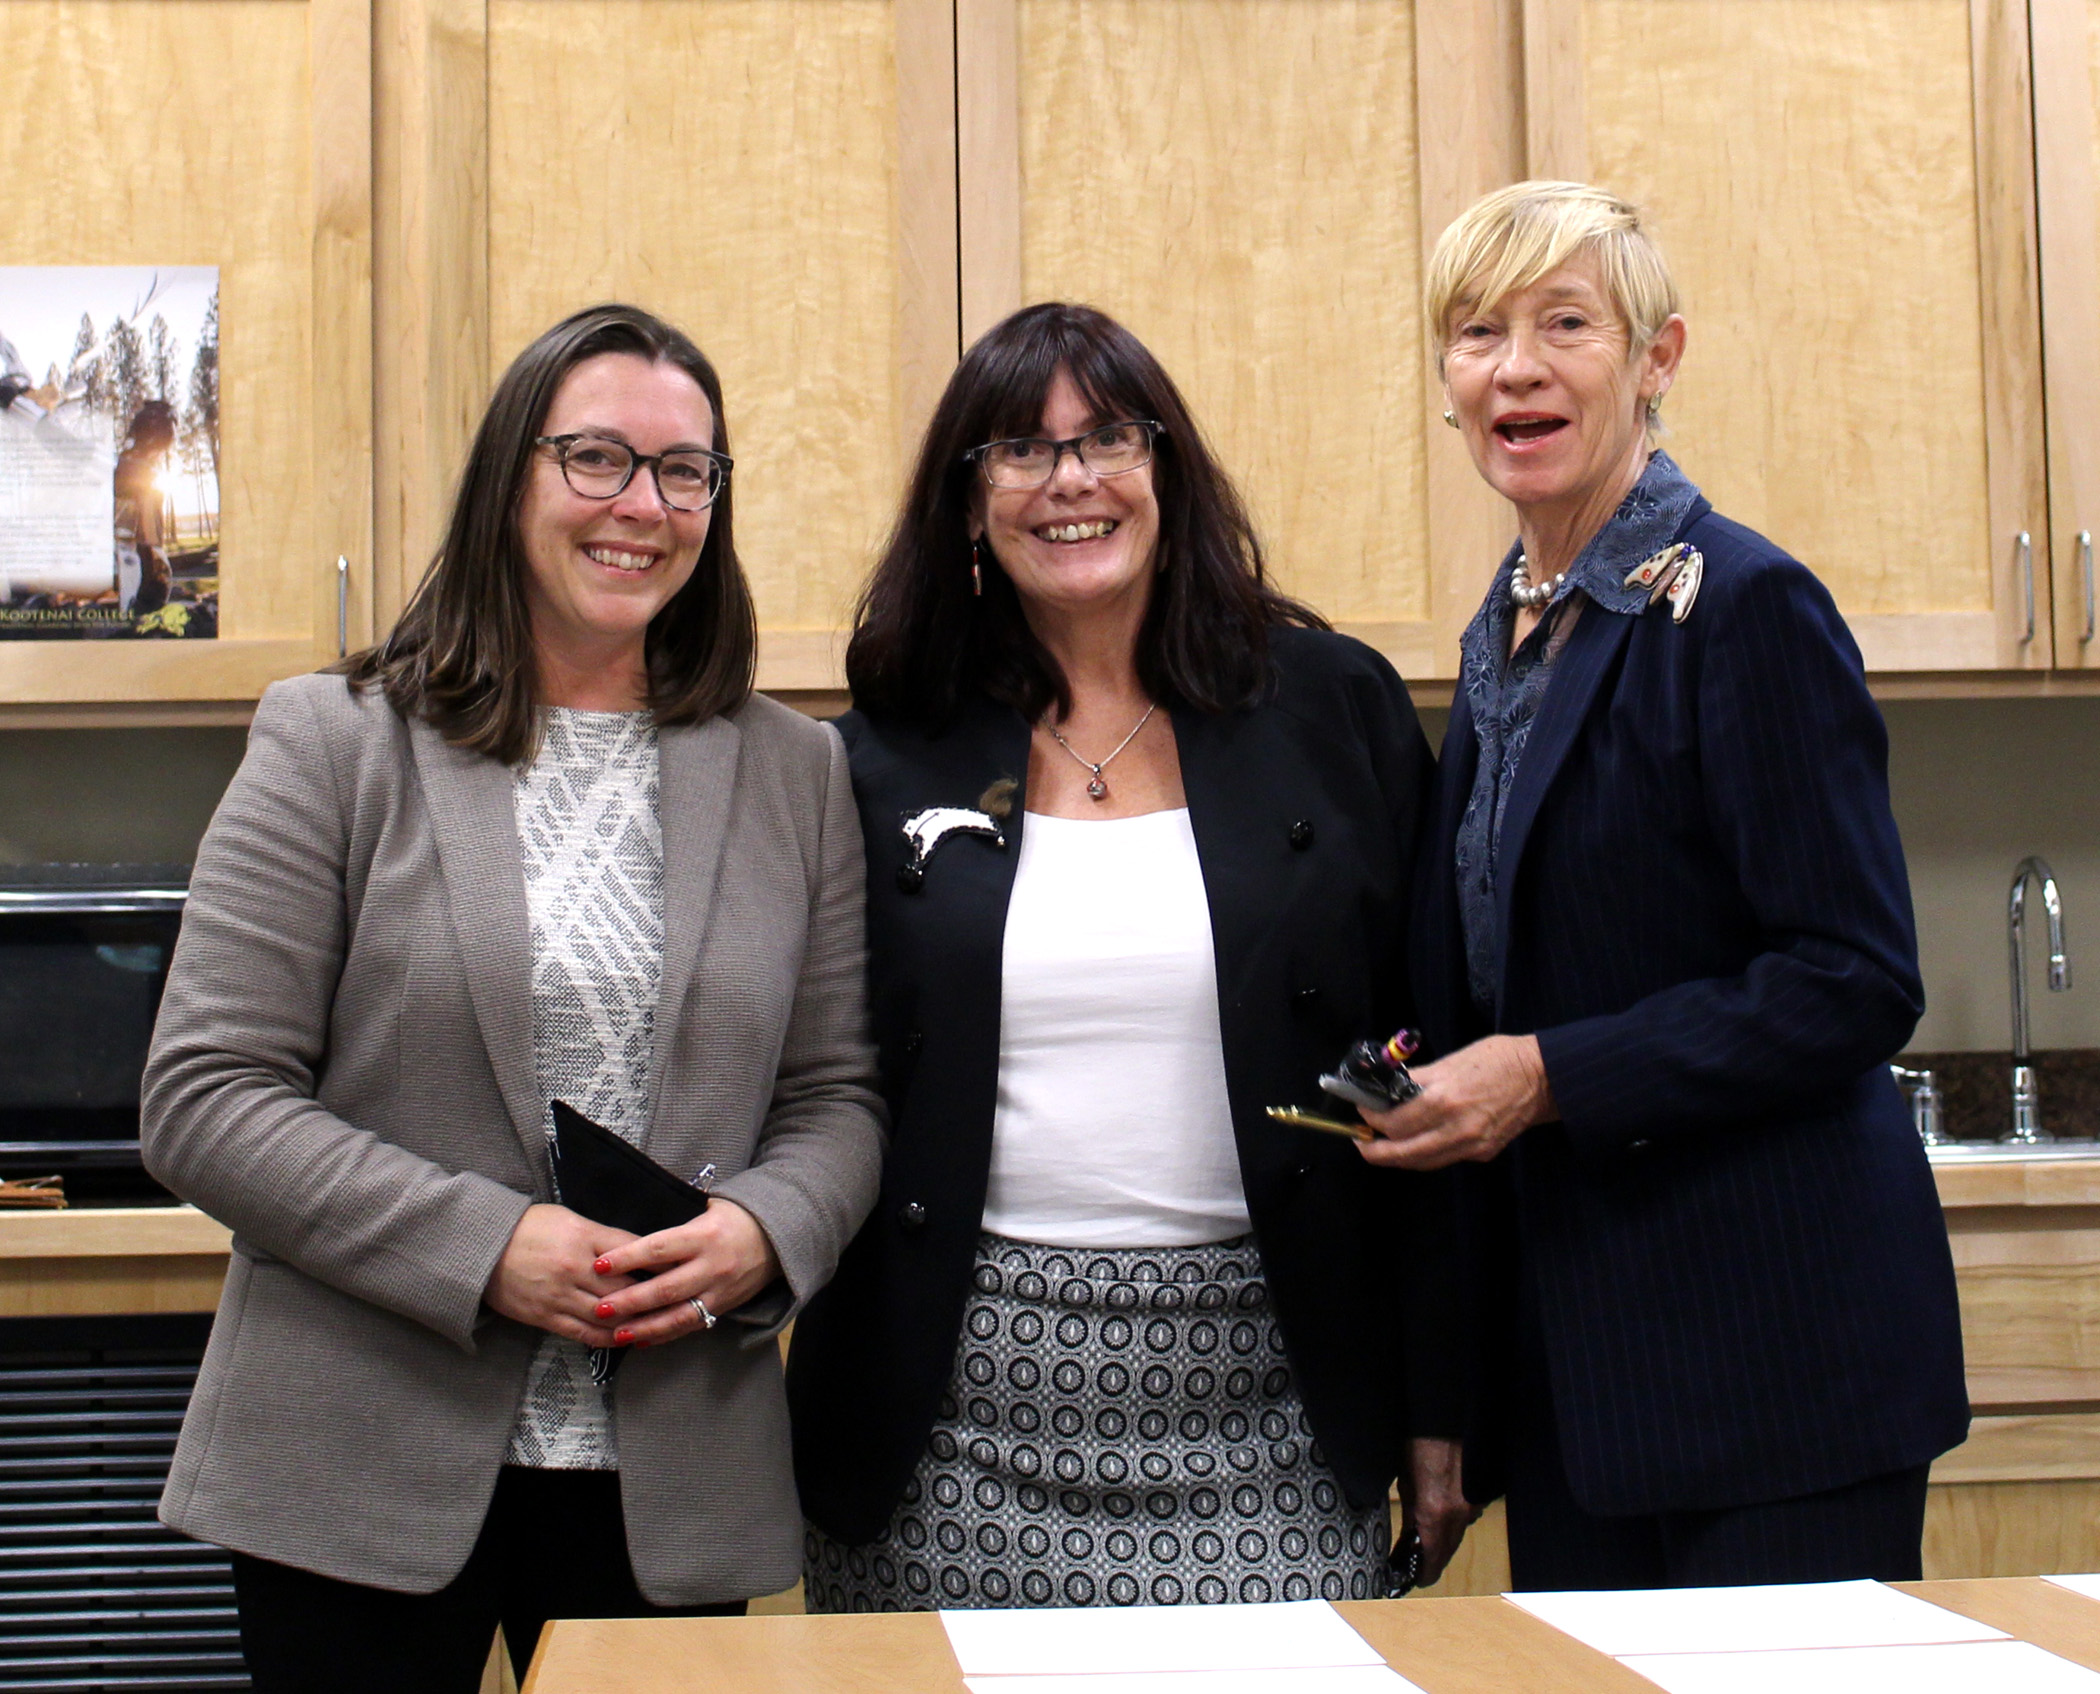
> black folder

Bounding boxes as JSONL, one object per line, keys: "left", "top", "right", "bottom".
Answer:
{"left": 548, "top": 1100, "right": 710, "bottom": 1385}
{"left": 549, "top": 1099, "right": 710, "bottom": 1239}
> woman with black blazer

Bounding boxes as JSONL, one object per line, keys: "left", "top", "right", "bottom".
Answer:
{"left": 1353, "top": 182, "right": 1967, "bottom": 1588}
{"left": 787, "top": 303, "right": 1470, "bottom": 1610}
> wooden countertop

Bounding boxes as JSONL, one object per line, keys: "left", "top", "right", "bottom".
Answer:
{"left": 0, "top": 1204, "right": 230, "bottom": 1259}
{"left": 0, "top": 1160, "right": 2082, "bottom": 1256}
{"left": 1934, "top": 1156, "right": 2100, "bottom": 1209}
{"left": 519, "top": 1577, "right": 2100, "bottom": 1694}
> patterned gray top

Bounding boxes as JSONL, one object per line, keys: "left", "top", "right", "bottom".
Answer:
{"left": 1454, "top": 450, "right": 1701, "bottom": 1013}
{"left": 504, "top": 708, "right": 663, "bottom": 1470}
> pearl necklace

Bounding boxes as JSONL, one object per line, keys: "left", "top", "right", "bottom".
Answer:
{"left": 1508, "top": 553, "right": 1566, "bottom": 611}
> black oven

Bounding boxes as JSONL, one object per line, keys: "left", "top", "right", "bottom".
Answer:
{"left": 0, "top": 864, "right": 188, "bottom": 1204}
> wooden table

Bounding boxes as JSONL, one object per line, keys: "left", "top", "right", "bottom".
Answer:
{"left": 519, "top": 1578, "right": 2100, "bottom": 1693}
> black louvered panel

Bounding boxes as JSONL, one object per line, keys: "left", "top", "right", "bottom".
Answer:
{"left": 0, "top": 1316, "right": 246, "bottom": 1692}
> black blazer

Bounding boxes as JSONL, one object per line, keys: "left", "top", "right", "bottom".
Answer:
{"left": 1419, "top": 499, "right": 1968, "bottom": 1516}
{"left": 789, "top": 628, "right": 1464, "bottom": 1543}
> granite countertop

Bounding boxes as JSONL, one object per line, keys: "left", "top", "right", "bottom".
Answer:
{"left": 1898, "top": 1049, "right": 2100, "bottom": 1143}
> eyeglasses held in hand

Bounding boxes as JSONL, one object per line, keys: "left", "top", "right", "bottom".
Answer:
{"left": 965, "top": 420, "right": 1162, "bottom": 490}
{"left": 536, "top": 433, "right": 733, "bottom": 512}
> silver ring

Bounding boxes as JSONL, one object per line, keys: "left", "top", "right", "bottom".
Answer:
{"left": 688, "top": 1296, "right": 716, "bottom": 1330}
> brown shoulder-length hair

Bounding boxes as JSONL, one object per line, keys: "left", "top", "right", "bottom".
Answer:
{"left": 339, "top": 303, "right": 755, "bottom": 763}
{"left": 845, "top": 302, "right": 1323, "bottom": 724}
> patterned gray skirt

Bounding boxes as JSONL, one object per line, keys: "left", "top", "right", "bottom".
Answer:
{"left": 803, "top": 1233, "right": 1391, "bottom": 1611}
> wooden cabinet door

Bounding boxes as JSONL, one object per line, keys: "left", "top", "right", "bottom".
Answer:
{"left": 0, "top": 0, "right": 372, "bottom": 705}
{"left": 1523, "top": 0, "right": 2050, "bottom": 671}
{"left": 463, "top": 0, "right": 953, "bottom": 694}
{"left": 956, "top": 0, "right": 1517, "bottom": 683}
{"left": 2033, "top": 0, "right": 2100, "bottom": 669}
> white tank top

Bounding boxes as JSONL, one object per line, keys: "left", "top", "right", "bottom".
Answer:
{"left": 981, "top": 808, "right": 1251, "bottom": 1247}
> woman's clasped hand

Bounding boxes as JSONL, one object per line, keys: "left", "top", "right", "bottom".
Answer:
{"left": 481, "top": 1198, "right": 781, "bottom": 1348}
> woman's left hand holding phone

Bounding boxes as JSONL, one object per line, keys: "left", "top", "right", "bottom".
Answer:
{"left": 586, "top": 1200, "right": 783, "bottom": 1346}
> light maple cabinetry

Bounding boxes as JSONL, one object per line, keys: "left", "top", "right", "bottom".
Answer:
{"left": 2033, "top": 0, "right": 2100, "bottom": 670}
{"left": 9, "top": 0, "right": 2098, "bottom": 709}
{"left": 1519, "top": 0, "right": 2051, "bottom": 673}
{"left": 955, "top": 0, "right": 1515, "bottom": 680}
{"left": 0, "top": 0, "right": 373, "bottom": 708}
{"left": 378, "top": 0, "right": 956, "bottom": 692}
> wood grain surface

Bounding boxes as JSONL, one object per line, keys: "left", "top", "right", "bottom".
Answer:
{"left": 1935, "top": 1414, "right": 2100, "bottom": 1484}
{"left": 488, "top": 0, "right": 904, "bottom": 644}
{"left": 1579, "top": 0, "right": 2016, "bottom": 650}
{"left": 1946, "top": 1213, "right": 2100, "bottom": 1405}
{"left": 525, "top": 1583, "right": 2100, "bottom": 1693}
{"left": 0, "top": 0, "right": 369, "bottom": 700}
{"left": 373, "top": 0, "right": 490, "bottom": 634}
{"left": 1014, "top": 0, "right": 1433, "bottom": 638}
{"left": 2034, "top": 0, "right": 2100, "bottom": 668}
{"left": 1896, "top": 1574, "right": 2100, "bottom": 1665}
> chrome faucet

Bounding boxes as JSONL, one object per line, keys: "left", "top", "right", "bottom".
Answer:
{"left": 2008, "top": 856, "right": 2072, "bottom": 1144}
{"left": 1890, "top": 1065, "right": 1948, "bottom": 1146}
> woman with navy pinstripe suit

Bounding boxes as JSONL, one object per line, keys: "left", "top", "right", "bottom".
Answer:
{"left": 1353, "top": 182, "right": 1969, "bottom": 1589}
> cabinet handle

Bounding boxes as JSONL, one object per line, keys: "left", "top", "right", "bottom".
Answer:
{"left": 2082, "top": 530, "right": 2095, "bottom": 646}
{"left": 2018, "top": 531, "right": 2034, "bottom": 644}
{"left": 336, "top": 555, "right": 349, "bottom": 657}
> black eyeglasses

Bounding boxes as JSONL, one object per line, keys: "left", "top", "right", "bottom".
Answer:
{"left": 965, "top": 420, "right": 1162, "bottom": 490}
{"left": 535, "top": 433, "right": 733, "bottom": 512}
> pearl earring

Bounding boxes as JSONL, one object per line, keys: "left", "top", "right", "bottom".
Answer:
{"left": 1442, "top": 408, "right": 1459, "bottom": 429}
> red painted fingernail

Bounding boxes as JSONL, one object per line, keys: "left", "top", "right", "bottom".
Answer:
{"left": 614, "top": 1329, "right": 635, "bottom": 1345}
{"left": 595, "top": 1302, "right": 616, "bottom": 1320}
{"left": 593, "top": 1256, "right": 614, "bottom": 1275}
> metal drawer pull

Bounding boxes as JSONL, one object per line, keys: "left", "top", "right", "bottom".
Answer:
{"left": 2019, "top": 530, "right": 2035, "bottom": 644}
{"left": 2082, "top": 529, "right": 2094, "bottom": 645}
{"left": 337, "top": 554, "right": 350, "bottom": 657}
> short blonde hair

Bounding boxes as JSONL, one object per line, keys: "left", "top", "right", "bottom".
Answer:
{"left": 1424, "top": 181, "right": 1679, "bottom": 374}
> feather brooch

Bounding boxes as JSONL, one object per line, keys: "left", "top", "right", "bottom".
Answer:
{"left": 896, "top": 804, "right": 1006, "bottom": 893}
{"left": 1623, "top": 542, "right": 1704, "bottom": 623}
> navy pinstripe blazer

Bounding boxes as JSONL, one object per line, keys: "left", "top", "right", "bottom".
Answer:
{"left": 1418, "top": 497, "right": 1969, "bottom": 1516}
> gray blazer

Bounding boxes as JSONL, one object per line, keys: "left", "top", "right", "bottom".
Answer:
{"left": 141, "top": 672, "right": 884, "bottom": 1604}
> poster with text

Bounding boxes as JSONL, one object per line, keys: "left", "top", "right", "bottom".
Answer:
{"left": 0, "top": 267, "right": 219, "bottom": 640}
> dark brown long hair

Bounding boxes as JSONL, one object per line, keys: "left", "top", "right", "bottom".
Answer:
{"left": 845, "top": 302, "right": 1323, "bottom": 724}
{"left": 340, "top": 303, "right": 755, "bottom": 763}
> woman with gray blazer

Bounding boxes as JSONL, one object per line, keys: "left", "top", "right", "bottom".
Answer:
{"left": 140, "top": 304, "right": 884, "bottom": 1692}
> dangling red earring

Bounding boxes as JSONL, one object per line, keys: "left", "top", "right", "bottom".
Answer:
{"left": 971, "top": 539, "right": 984, "bottom": 597}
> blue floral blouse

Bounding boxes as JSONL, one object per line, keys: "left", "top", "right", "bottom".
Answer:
{"left": 1453, "top": 450, "right": 1703, "bottom": 1013}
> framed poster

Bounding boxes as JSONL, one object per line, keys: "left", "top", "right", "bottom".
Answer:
{"left": 0, "top": 267, "right": 219, "bottom": 640}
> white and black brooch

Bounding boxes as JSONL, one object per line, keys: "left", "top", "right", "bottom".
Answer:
{"left": 896, "top": 780, "right": 1015, "bottom": 893}
{"left": 1623, "top": 542, "right": 1704, "bottom": 623}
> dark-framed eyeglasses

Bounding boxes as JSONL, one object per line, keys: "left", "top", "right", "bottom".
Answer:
{"left": 535, "top": 433, "right": 732, "bottom": 512}
{"left": 964, "top": 419, "right": 1162, "bottom": 490}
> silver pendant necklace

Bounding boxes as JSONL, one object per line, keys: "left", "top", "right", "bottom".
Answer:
{"left": 1043, "top": 702, "right": 1157, "bottom": 802}
{"left": 1508, "top": 551, "right": 1566, "bottom": 610}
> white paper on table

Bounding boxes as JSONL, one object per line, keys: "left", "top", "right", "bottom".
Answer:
{"left": 939, "top": 1600, "right": 1385, "bottom": 1677}
{"left": 961, "top": 1668, "right": 1426, "bottom": 1694}
{"left": 2049, "top": 1574, "right": 2100, "bottom": 1602}
{"left": 1618, "top": 1638, "right": 2100, "bottom": 1694}
{"left": 1503, "top": 1578, "right": 2008, "bottom": 1657}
